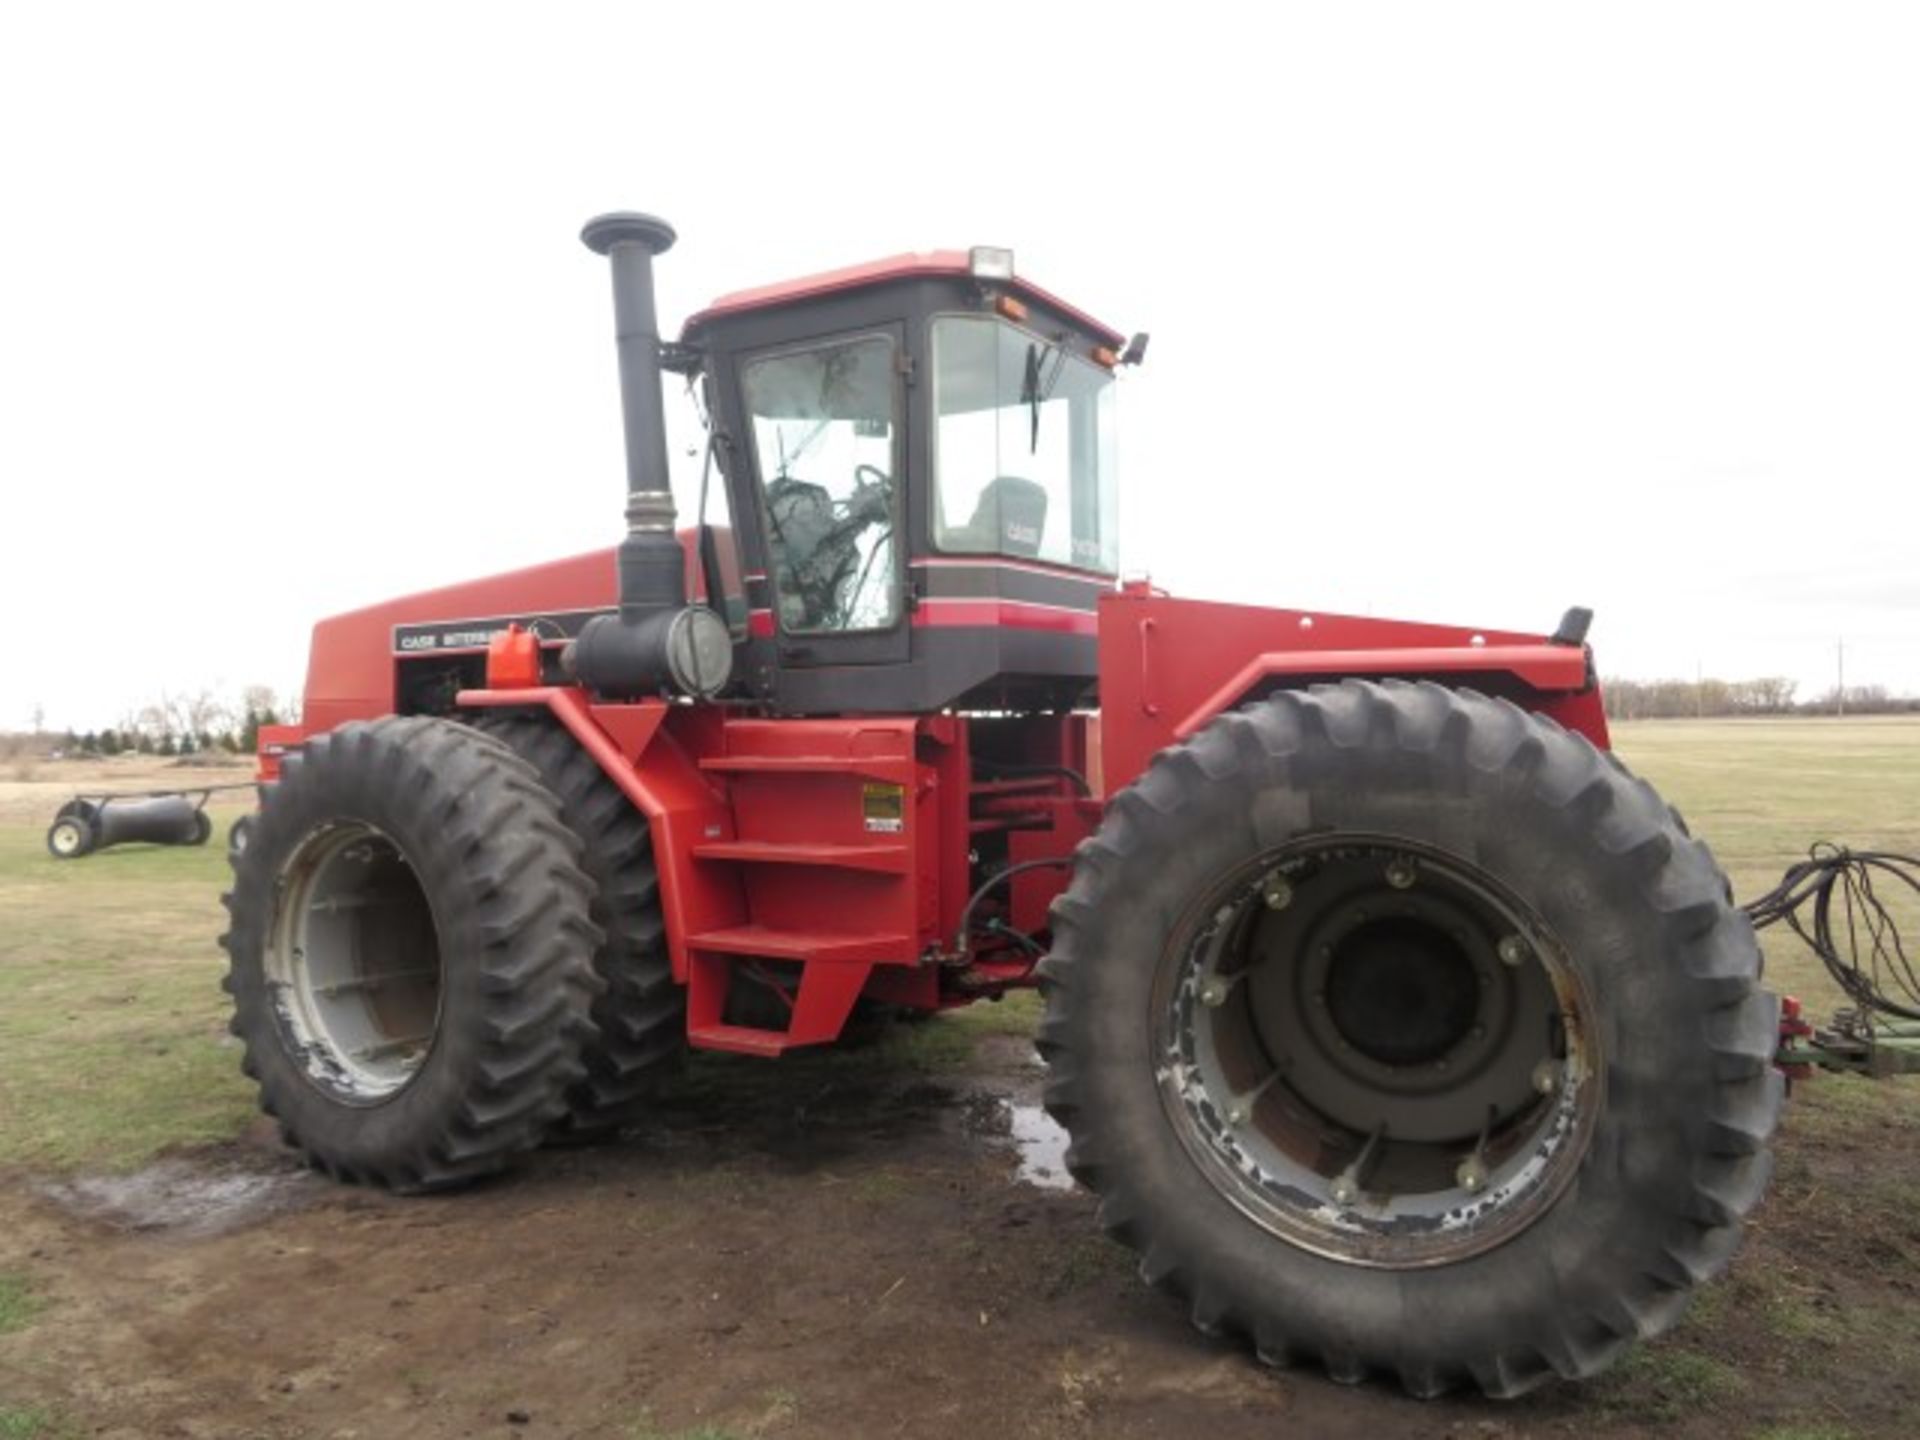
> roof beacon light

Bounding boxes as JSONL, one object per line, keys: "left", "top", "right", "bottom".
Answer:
{"left": 969, "top": 245, "right": 1015, "bottom": 280}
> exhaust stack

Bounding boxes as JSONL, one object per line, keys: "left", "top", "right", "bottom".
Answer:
{"left": 568, "top": 212, "right": 732, "bottom": 699}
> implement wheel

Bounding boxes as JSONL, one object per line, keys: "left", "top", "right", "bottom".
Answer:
{"left": 220, "top": 716, "right": 603, "bottom": 1192}
{"left": 46, "top": 810, "right": 95, "bottom": 859}
{"left": 1039, "top": 681, "right": 1780, "bottom": 1396}
{"left": 473, "top": 711, "right": 684, "bottom": 1139}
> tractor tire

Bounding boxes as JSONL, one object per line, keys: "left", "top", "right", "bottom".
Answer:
{"left": 188, "top": 810, "right": 213, "bottom": 846}
{"left": 228, "top": 814, "right": 254, "bottom": 859}
{"left": 472, "top": 711, "right": 684, "bottom": 1140}
{"left": 1038, "top": 680, "right": 1781, "bottom": 1398}
{"left": 220, "top": 716, "right": 603, "bottom": 1192}
{"left": 46, "top": 811, "right": 95, "bottom": 860}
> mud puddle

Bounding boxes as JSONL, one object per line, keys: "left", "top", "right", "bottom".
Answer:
{"left": 1002, "top": 1100, "right": 1074, "bottom": 1190}
{"left": 948, "top": 1035, "right": 1076, "bottom": 1193}
{"left": 42, "top": 1152, "right": 318, "bottom": 1237}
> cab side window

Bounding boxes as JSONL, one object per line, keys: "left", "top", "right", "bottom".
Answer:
{"left": 742, "top": 335, "right": 901, "bottom": 633}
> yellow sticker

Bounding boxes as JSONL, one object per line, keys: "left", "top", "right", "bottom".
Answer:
{"left": 862, "top": 782, "right": 905, "bottom": 834}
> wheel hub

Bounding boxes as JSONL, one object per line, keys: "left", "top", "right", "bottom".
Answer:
{"left": 1324, "top": 916, "right": 1479, "bottom": 1066}
{"left": 1154, "top": 836, "right": 1601, "bottom": 1268}
{"left": 264, "top": 821, "right": 443, "bottom": 1104}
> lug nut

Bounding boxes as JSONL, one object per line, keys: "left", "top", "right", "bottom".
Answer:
{"left": 1456, "top": 1157, "right": 1488, "bottom": 1194}
{"left": 1385, "top": 858, "right": 1416, "bottom": 890}
{"left": 1532, "top": 1061, "right": 1559, "bottom": 1096}
{"left": 1498, "top": 934, "right": 1530, "bottom": 967}
{"left": 1330, "top": 1176, "right": 1358, "bottom": 1206}
{"left": 1226, "top": 1102, "right": 1249, "bottom": 1126}
{"left": 1199, "top": 978, "right": 1230, "bottom": 1008}
{"left": 1263, "top": 875, "right": 1294, "bottom": 910}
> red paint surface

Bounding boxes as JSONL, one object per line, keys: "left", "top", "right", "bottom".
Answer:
{"left": 911, "top": 599, "right": 1100, "bottom": 635}
{"left": 1094, "top": 589, "right": 1609, "bottom": 797}
{"left": 684, "top": 251, "right": 1126, "bottom": 348}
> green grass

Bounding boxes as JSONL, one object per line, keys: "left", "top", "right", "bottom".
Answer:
{"left": 0, "top": 802, "right": 257, "bottom": 1171}
{"left": 1594, "top": 1343, "right": 1745, "bottom": 1423}
{"left": 1610, "top": 717, "right": 1920, "bottom": 1017}
{"left": 0, "top": 1273, "right": 39, "bottom": 1337}
{"left": 0, "top": 1406, "right": 72, "bottom": 1440}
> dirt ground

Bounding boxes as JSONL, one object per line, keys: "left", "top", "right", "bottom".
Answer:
{"left": 4, "top": 733, "right": 1920, "bottom": 1439}
{"left": 4, "top": 1031, "right": 1918, "bottom": 1440}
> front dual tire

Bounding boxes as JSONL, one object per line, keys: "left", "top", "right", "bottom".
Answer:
{"left": 220, "top": 717, "right": 604, "bottom": 1192}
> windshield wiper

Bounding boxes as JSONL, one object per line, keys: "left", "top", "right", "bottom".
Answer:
{"left": 1020, "top": 340, "right": 1068, "bottom": 454}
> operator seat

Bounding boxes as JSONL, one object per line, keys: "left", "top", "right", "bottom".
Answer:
{"left": 952, "top": 475, "right": 1048, "bottom": 557}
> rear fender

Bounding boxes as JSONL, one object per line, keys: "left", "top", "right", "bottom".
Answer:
{"left": 1097, "top": 590, "right": 1607, "bottom": 796}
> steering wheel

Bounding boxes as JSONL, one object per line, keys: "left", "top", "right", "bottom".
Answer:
{"left": 850, "top": 463, "right": 893, "bottom": 523}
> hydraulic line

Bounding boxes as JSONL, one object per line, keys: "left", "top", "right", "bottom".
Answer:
{"left": 1744, "top": 844, "right": 1920, "bottom": 1023}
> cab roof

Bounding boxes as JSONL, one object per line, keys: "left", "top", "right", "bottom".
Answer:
{"left": 682, "top": 250, "right": 1126, "bottom": 348}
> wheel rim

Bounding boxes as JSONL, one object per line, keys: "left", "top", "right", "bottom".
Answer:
{"left": 1153, "top": 834, "right": 1602, "bottom": 1268}
{"left": 266, "top": 821, "right": 443, "bottom": 1103}
{"left": 50, "top": 821, "right": 84, "bottom": 856}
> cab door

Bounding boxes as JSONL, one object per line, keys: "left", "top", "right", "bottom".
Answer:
{"left": 738, "top": 325, "right": 911, "bottom": 668}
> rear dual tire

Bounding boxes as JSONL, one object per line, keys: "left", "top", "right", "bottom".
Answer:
{"left": 1038, "top": 680, "right": 1781, "bottom": 1397}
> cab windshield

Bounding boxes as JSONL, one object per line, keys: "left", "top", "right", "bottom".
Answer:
{"left": 931, "top": 316, "right": 1117, "bottom": 574}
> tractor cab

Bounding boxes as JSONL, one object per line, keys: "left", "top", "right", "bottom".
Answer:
{"left": 679, "top": 248, "right": 1139, "bottom": 714}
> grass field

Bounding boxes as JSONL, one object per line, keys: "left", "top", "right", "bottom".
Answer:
{"left": 1612, "top": 717, "right": 1920, "bottom": 1016}
{"left": 0, "top": 721, "right": 1917, "bottom": 1438}
{"left": 0, "top": 790, "right": 256, "bottom": 1172}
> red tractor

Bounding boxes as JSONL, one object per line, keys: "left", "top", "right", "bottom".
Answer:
{"left": 221, "top": 214, "right": 1779, "bottom": 1397}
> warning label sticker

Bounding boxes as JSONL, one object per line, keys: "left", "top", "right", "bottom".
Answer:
{"left": 862, "top": 782, "right": 906, "bottom": 834}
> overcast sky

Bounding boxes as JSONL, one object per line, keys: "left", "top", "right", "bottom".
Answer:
{"left": 3, "top": 3, "right": 1915, "bottom": 731}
